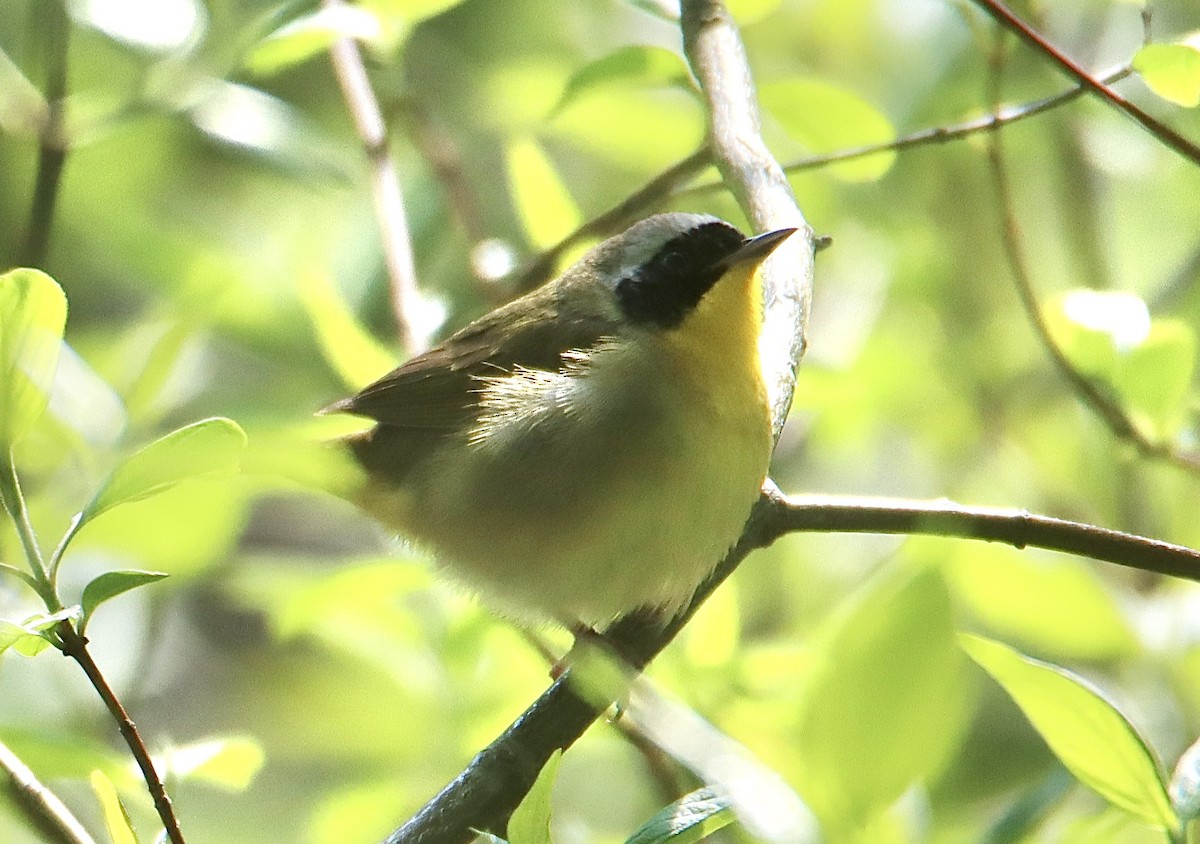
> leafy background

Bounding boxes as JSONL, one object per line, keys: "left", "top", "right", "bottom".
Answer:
{"left": 2, "top": 0, "right": 1200, "bottom": 842}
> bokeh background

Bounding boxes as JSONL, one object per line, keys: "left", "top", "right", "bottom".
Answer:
{"left": 2, "top": 0, "right": 1200, "bottom": 841}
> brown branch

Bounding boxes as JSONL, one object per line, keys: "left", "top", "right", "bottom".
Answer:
{"left": 771, "top": 494, "right": 1200, "bottom": 582}
{"left": 982, "top": 73, "right": 1200, "bottom": 474}
{"left": 324, "top": 0, "right": 426, "bottom": 352}
{"left": 968, "top": 0, "right": 1200, "bottom": 167}
{"left": 57, "top": 623, "right": 186, "bottom": 844}
{"left": 0, "top": 738, "right": 96, "bottom": 844}
{"left": 20, "top": 0, "right": 70, "bottom": 267}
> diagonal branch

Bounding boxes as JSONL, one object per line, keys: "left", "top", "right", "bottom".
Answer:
{"left": 0, "top": 738, "right": 96, "bottom": 844}
{"left": 968, "top": 0, "right": 1200, "bottom": 167}
{"left": 324, "top": 0, "right": 426, "bottom": 352}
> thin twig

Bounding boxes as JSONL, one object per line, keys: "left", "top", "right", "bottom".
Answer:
{"left": 324, "top": 0, "right": 425, "bottom": 352}
{"left": 20, "top": 0, "right": 70, "bottom": 267}
{"left": 771, "top": 494, "right": 1200, "bottom": 582}
{"left": 57, "top": 623, "right": 186, "bottom": 844}
{"left": 0, "top": 737, "right": 97, "bottom": 844}
{"left": 393, "top": 96, "right": 488, "bottom": 244}
{"left": 678, "top": 65, "right": 1132, "bottom": 197}
{"left": 511, "top": 147, "right": 714, "bottom": 293}
{"left": 968, "top": 0, "right": 1200, "bottom": 167}
{"left": 982, "top": 65, "right": 1200, "bottom": 473}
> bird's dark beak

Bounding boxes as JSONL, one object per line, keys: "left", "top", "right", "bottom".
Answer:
{"left": 717, "top": 227, "right": 798, "bottom": 271}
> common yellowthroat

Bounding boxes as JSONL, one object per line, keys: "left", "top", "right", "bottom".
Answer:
{"left": 325, "top": 213, "right": 795, "bottom": 627}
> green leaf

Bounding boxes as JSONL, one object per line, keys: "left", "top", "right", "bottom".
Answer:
{"left": 793, "top": 564, "right": 970, "bottom": 828}
{"left": 553, "top": 46, "right": 694, "bottom": 115}
{"left": 83, "top": 417, "right": 247, "bottom": 524}
{"left": 507, "top": 750, "right": 561, "bottom": 844}
{"left": 944, "top": 545, "right": 1139, "bottom": 662}
{"left": 299, "top": 272, "right": 397, "bottom": 391}
{"left": 624, "top": 788, "right": 734, "bottom": 844}
{"left": 245, "top": 5, "right": 383, "bottom": 76}
{"left": 160, "top": 737, "right": 265, "bottom": 791}
{"left": 90, "top": 769, "right": 140, "bottom": 844}
{"left": 506, "top": 138, "right": 583, "bottom": 251}
{"left": 0, "top": 608, "right": 78, "bottom": 657}
{"left": 961, "top": 635, "right": 1176, "bottom": 830}
{"left": 0, "top": 268, "right": 68, "bottom": 448}
{"left": 0, "top": 620, "right": 46, "bottom": 657}
{"left": 1170, "top": 735, "right": 1200, "bottom": 824}
{"left": 80, "top": 570, "right": 169, "bottom": 632}
{"left": 760, "top": 79, "right": 896, "bottom": 181}
{"left": 1112, "top": 319, "right": 1195, "bottom": 437}
{"left": 1134, "top": 41, "right": 1200, "bottom": 108}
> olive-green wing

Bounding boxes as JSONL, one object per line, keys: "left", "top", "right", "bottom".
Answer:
{"left": 322, "top": 295, "right": 615, "bottom": 431}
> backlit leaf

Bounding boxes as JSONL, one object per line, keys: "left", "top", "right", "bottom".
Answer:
{"left": 83, "top": 417, "right": 246, "bottom": 524}
{"left": 962, "top": 635, "right": 1175, "bottom": 830}
{"left": 0, "top": 268, "right": 67, "bottom": 448}
{"left": 507, "top": 750, "right": 561, "bottom": 844}
{"left": 1134, "top": 41, "right": 1200, "bottom": 108}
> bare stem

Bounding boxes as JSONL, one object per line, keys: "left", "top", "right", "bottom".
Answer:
{"left": 968, "top": 0, "right": 1200, "bottom": 167}
{"left": 0, "top": 738, "right": 96, "bottom": 844}
{"left": 324, "top": 0, "right": 425, "bottom": 352}
{"left": 57, "top": 624, "right": 186, "bottom": 844}
{"left": 20, "top": 0, "right": 70, "bottom": 267}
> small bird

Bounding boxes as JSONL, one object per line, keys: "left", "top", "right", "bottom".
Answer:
{"left": 324, "top": 213, "right": 795, "bottom": 627}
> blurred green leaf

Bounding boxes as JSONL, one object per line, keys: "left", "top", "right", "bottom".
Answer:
{"left": 0, "top": 268, "right": 68, "bottom": 449}
{"left": 1112, "top": 320, "right": 1195, "bottom": 437}
{"left": 944, "top": 546, "right": 1139, "bottom": 662}
{"left": 794, "top": 564, "right": 970, "bottom": 829}
{"left": 90, "top": 769, "right": 139, "bottom": 844}
{"left": 507, "top": 750, "right": 561, "bottom": 844}
{"left": 553, "top": 46, "right": 694, "bottom": 115}
{"left": 549, "top": 85, "right": 703, "bottom": 169}
{"left": 246, "top": 5, "right": 383, "bottom": 76}
{"left": 80, "top": 570, "right": 169, "bottom": 633}
{"left": 160, "top": 737, "right": 265, "bottom": 791}
{"left": 1044, "top": 290, "right": 1147, "bottom": 379}
{"left": 1134, "top": 41, "right": 1200, "bottom": 108}
{"left": 506, "top": 138, "right": 583, "bottom": 251}
{"left": 962, "top": 635, "right": 1176, "bottom": 830}
{"left": 624, "top": 787, "right": 734, "bottom": 844}
{"left": 1170, "top": 735, "right": 1200, "bottom": 824}
{"left": 83, "top": 417, "right": 247, "bottom": 524}
{"left": 299, "top": 272, "right": 397, "bottom": 391}
{"left": 1044, "top": 292, "right": 1194, "bottom": 437}
{"left": 760, "top": 79, "right": 895, "bottom": 181}
{"left": 725, "top": 0, "right": 785, "bottom": 24}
